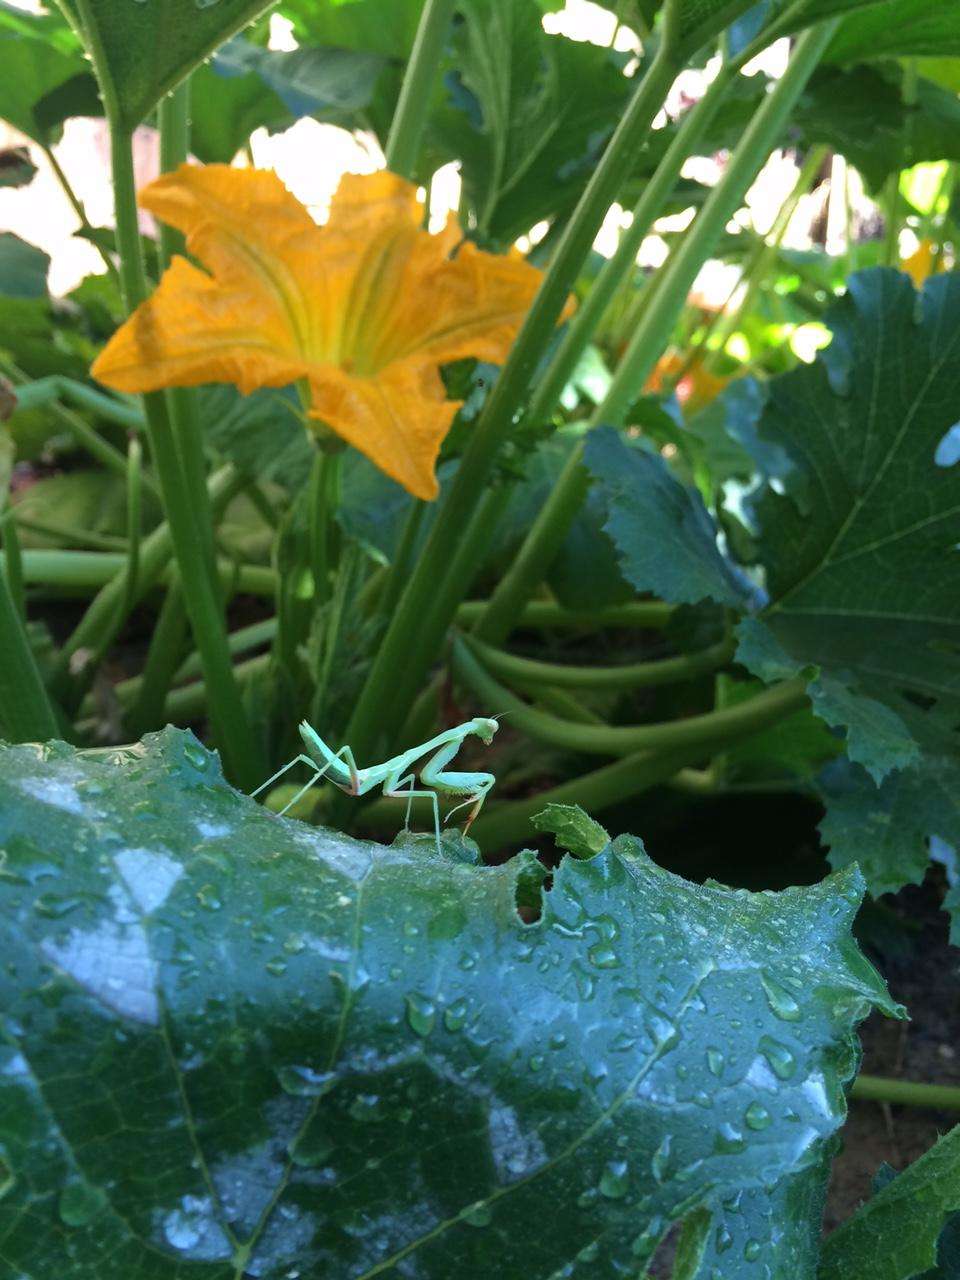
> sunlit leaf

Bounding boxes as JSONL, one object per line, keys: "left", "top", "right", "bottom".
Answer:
{"left": 0, "top": 729, "right": 900, "bottom": 1277}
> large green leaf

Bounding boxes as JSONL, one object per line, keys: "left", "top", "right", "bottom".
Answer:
{"left": 0, "top": 729, "right": 898, "bottom": 1277}
{"left": 281, "top": 0, "right": 425, "bottom": 58}
{"left": 820, "top": 1126, "right": 960, "bottom": 1280}
{"left": 0, "top": 234, "right": 50, "bottom": 301}
{"left": 690, "top": 1157, "right": 832, "bottom": 1279}
{"left": 58, "top": 0, "right": 277, "bottom": 129}
{"left": 431, "top": 0, "right": 634, "bottom": 246}
{"left": 731, "top": 268, "right": 960, "bottom": 907}
{"left": 0, "top": 1, "right": 97, "bottom": 144}
{"left": 796, "top": 64, "right": 960, "bottom": 192}
{"left": 584, "top": 426, "right": 758, "bottom": 610}
{"left": 825, "top": 0, "right": 960, "bottom": 62}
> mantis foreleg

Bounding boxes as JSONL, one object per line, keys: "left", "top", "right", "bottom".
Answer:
{"left": 418, "top": 739, "right": 496, "bottom": 837}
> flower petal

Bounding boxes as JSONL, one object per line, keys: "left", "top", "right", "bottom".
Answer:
{"left": 307, "top": 359, "right": 456, "bottom": 501}
{"left": 92, "top": 256, "right": 307, "bottom": 396}
{"left": 358, "top": 235, "right": 553, "bottom": 373}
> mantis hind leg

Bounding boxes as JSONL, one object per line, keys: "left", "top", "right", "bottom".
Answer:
{"left": 255, "top": 745, "right": 355, "bottom": 817}
{"left": 383, "top": 773, "right": 441, "bottom": 855}
{"left": 251, "top": 754, "right": 318, "bottom": 799}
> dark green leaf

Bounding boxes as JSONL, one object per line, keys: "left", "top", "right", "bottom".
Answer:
{"left": 689, "top": 1156, "right": 831, "bottom": 1279}
{"left": 0, "top": 233, "right": 50, "bottom": 301}
{"left": 820, "top": 1125, "right": 960, "bottom": 1280}
{"left": 59, "top": 0, "right": 277, "bottom": 129}
{"left": 585, "top": 425, "right": 758, "bottom": 610}
{"left": 191, "top": 56, "right": 291, "bottom": 164}
{"left": 0, "top": 0, "right": 94, "bottom": 143}
{"left": 283, "top": 0, "right": 425, "bottom": 58}
{"left": 214, "top": 36, "right": 386, "bottom": 119}
{"left": 0, "top": 729, "right": 899, "bottom": 1277}
{"left": 825, "top": 0, "right": 960, "bottom": 62}
{"left": 200, "top": 384, "right": 313, "bottom": 492}
{"left": 797, "top": 65, "right": 960, "bottom": 192}
{"left": 734, "top": 267, "right": 960, "bottom": 851}
{"left": 431, "top": 0, "right": 633, "bottom": 245}
{"left": 0, "top": 146, "right": 37, "bottom": 189}
{"left": 818, "top": 755, "right": 960, "bottom": 899}
{"left": 531, "top": 803, "right": 609, "bottom": 859}
{"left": 501, "top": 430, "right": 634, "bottom": 611}
{"left": 736, "top": 618, "right": 919, "bottom": 785}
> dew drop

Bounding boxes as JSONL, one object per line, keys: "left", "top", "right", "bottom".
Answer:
{"left": 462, "top": 1201, "right": 492, "bottom": 1227}
{"left": 714, "top": 1122, "right": 746, "bottom": 1155}
{"left": 935, "top": 422, "right": 960, "bottom": 468}
{"left": 744, "top": 1101, "right": 772, "bottom": 1131}
{"left": 706, "top": 1047, "right": 724, "bottom": 1077}
{"left": 290, "top": 1131, "right": 334, "bottom": 1168}
{"left": 59, "top": 1180, "right": 106, "bottom": 1226}
{"left": 405, "top": 992, "right": 436, "bottom": 1037}
{"left": 265, "top": 958, "right": 287, "bottom": 976}
{"left": 587, "top": 944, "right": 618, "bottom": 969}
{"left": 549, "top": 1032, "right": 567, "bottom": 1050}
{"left": 182, "top": 739, "right": 208, "bottom": 769}
{"left": 744, "top": 1238, "right": 762, "bottom": 1261}
{"left": 599, "top": 1160, "right": 629, "bottom": 1199}
{"left": 33, "top": 893, "right": 84, "bottom": 920}
{"left": 715, "top": 1225, "right": 734, "bottom": 1254}
{"left": 651, "top": 1134, "right": 671, "bottom": 1184}
{"left": 759, "top": 973, "right": 802, "bottom": 1022}
{"left": 277, "top": 1064, "right": 335, "bottom": 1097}
{"left": 759, "top": 1035, "right": 797, "bottom": 1080}
{"left": 444, "top": 998, "right": 468, "bottom": 1032}
{"left": 283, "top": 934, "right": 306, "bottom": 955}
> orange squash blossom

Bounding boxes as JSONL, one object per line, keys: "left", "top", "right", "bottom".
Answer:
{"left": 92, "top": 164, "right": 565, "bottom": 500}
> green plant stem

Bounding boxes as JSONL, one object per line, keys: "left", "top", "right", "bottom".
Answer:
{"left": 104, "top": 119, "right": 261, "bottom": 787}
{"left": 24, "top": 547, "right": 273, "bottom": 597}
{"left": 465, "top": 632, "right": 734, "bottom": 692}
{"left": 344, "top": 24, "right": 684, "bottom": 760}
{"left": 307, "top": 447, "right": 342, "bottom": 604}
{"left": 127, "top": 578, "right": 189, "bottom": 736}
{"left": 0, "top": 564, "right": 60, "bottom": 741}
{"left": 379, "top": 501, "right": 427, "bottom": 618}
{"left": 455, "top": 599, "right": 673, "bottom": 629}
{"left": 384, "top": 0, "right": 457, "bottom": 177}
{"left": 453, "top": 634, "right": 808, "bottom": 757}
{"left": 47, "top": 463, "right": 241, "bottom": 702}
{"left": 81, "top": 615, "right": 276, "bottom": 721}
{"left": 39, "top": 140, "right": 118, "bottom": 280}
{"left": 1, "top": 511, "right": 25, "bottom": 622}
{"left": 526, "top": 40, "right": 769, "bottom": 430}
{"left": 121, "top": 435, "right": 142, "bottom": 617}
{"left": 851, "top": 1075, "right": 960, "bottom": 1112}
{"left": 13, "top": 514, "right": 128, "bottom": 552}
{"left": 532, "top": 686, "right": 607, "bottom": 726}
{"left": 474, "top": 19, "right": 839, "bottom": 646}
{"left": 157, "top": 81, "right": 190, "bottom": 269}
{"left": 12, "top": 375, "right": 145, "bottom": 430}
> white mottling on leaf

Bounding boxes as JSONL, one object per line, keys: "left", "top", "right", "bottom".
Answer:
{"left": 41, "top": 913, "right": 159, "bottom": 1025}
{"left": 115, "top": 847, "right": 184, "bottom": 914}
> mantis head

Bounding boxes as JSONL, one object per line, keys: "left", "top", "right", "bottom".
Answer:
{"left": 471, "top": 716, "right": 499, "bottom": 745}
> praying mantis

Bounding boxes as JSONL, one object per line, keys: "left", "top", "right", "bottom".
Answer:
{"left": 251, "top": 717, "right": 500, "bottom": 851}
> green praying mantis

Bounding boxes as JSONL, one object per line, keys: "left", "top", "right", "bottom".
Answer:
{"left": 251, "top": 717, "right": 500, "bottom": 851}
